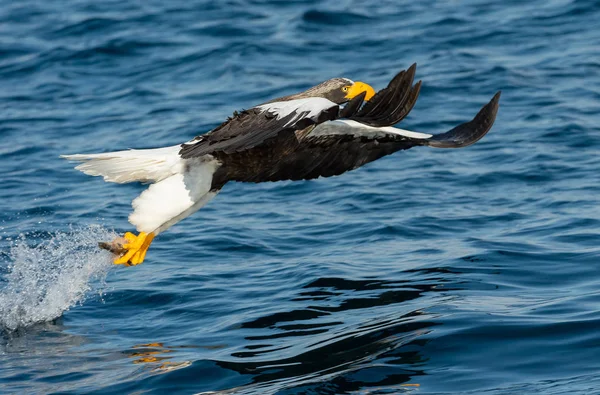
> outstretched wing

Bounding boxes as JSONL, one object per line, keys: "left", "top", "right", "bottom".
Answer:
{"left": 179, "top": 64, "right": 423, "bottom": 159}
{"left": 288, "top": 92, "right": 501, "bottom": 180}
{"left": 179, "top": 95, "right": 367, "bottom": 159}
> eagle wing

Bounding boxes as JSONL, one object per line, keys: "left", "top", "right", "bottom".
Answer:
{"left": 349, "top": 62, "right": 421, "bottom": 128}
{"left": 179, "top": 95, "right": 366, "bottom": 159}
{"left": 179, "top": 65, "right": 422, "bottom": 159}
{"left": 289, "top": 91, "right": 501, "bottom": 180}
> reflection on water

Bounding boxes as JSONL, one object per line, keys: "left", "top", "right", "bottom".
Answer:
{"left": 1, "top": 319, "right": 81, "bottom": 354}
{"left": 191, "top": 274, "right": 447, "bottom": 395}
{"left": 0, "top": 320, "right": 99, "bottom": 394}
{"left": 1, "top": 267, "right": 448, "bottom": 394}
{"left": 127, "top": 343, "right": 192, "bottom": 373}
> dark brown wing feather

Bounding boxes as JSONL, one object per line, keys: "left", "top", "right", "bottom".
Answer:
{"left": 180, "top": 93, "right": 368, "bottom": 159}
{"left": 350, "top": 63, "right": 422, "bottom": 127}
{"left": 427, "top": 91, "right": 501, "bottom": 148}
{"left": 180, "top": 64, "right": 423, "bottom": 159}
{"left": 295, "top": 91, "right": 501, "bottom": 180}
{"left": 211, "top": 90, "right": 500, "bottom": 184}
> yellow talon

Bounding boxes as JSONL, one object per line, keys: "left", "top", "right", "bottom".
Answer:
{"left": 114, "top": 232, "right": 155, "bottom": 266}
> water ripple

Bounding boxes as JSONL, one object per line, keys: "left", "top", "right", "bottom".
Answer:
{"left": 1, "top": 0, "right": 600, "bottom": 394}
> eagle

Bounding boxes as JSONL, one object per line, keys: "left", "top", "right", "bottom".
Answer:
{"left": 63, "top": 64, "right": 500, "bottom": 266}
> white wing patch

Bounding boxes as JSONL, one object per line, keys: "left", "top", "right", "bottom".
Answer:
{"left": 255, "top": 97, "right": 337, "bottom": 126}
{"left": 328, "top": 119, "right": 433, "bottom": 139}
{"left": 182, "top": 138, "right": 201, "bottom": 146}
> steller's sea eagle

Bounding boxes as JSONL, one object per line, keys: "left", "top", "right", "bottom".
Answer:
{"left": 63, "top": 64, "right": 500, "bottom": 266}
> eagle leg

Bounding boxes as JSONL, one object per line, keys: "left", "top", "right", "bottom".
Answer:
{"left": 107, "top": 231, "right": 155, "bottom": 266}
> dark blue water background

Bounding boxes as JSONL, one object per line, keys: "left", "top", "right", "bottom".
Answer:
{"left": 1, "top": 0, "right": 599, "bottom": 393}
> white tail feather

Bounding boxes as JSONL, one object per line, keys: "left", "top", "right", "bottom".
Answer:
{"left": 61, "top": 145, "right": 183, "bottom": 184}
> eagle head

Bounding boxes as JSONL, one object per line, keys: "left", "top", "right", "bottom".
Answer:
{"left": 302, "top": 78, "right": 376, "bottom": 104}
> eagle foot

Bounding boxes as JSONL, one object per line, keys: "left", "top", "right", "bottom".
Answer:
{"left": 100, "top": 231, "right": 155, "bottom": 266}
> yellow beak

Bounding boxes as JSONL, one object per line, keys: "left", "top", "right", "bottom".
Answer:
{"left": 345, "top": 81, "right": 376, "bottom": 101}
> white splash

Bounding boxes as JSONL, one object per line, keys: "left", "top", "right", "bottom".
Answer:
{"left": 0, "top": 225, "right": 116, "bottom": 331}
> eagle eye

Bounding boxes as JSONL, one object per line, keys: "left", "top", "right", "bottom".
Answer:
{"left": 342, "top": 86, "right": 349, "bottom": 92}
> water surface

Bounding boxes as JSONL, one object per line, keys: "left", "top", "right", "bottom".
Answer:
{"left": 1, "top": 0, "right": 600, "bottom": 393}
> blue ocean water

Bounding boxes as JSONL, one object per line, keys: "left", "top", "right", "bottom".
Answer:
{"left": 1, "top": 0, "right": 599, "bottom": 393}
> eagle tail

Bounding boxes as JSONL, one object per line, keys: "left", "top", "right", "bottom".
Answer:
{"left": 61, "top": 145, "right": 182, "bottom": 184}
